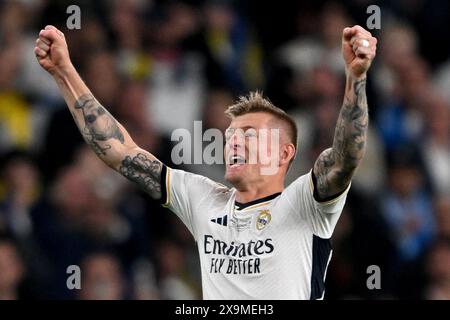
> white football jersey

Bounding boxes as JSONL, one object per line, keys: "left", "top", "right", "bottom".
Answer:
{"left": 160, "top": 166, "right": 350, "bottom": 300}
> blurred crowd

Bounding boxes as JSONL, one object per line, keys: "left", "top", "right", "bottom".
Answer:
{"left": 0, "top": 0, "right": 449, "bottom": 300}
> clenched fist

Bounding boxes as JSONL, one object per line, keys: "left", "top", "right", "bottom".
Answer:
{"left": 34, "top": 25, "right": 72, "bottom": 76}
{"left": 342, "top": 25, "right": 377, "bottom": 79}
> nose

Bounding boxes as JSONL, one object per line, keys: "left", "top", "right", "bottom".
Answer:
{"left": 228, "top": 130, "right": 245, "bottom": 150}
{"left": 231, "top": 134, "right": 239, "bottom": 149}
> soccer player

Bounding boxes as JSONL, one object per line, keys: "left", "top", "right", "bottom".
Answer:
{"left": 35, "top": 24, "right": 376, "bottom": 299}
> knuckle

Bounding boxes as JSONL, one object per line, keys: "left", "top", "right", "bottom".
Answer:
{"left": 355, "top": 25, "right": 366, "bottom": 32}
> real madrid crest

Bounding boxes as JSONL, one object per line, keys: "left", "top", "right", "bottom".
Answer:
{"left": 256, "top": 209, "right": 272, "bottom": 230}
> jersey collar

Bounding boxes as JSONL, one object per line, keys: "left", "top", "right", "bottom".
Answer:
{"left": 234, "top": 192, "right": 281, "bottom": 211}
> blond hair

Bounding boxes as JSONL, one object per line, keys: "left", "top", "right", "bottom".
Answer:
{"left": 225, "top": 91, "right": 298, "bottom": 152}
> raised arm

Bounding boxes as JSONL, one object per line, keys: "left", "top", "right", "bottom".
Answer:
{"left": 313, "top": 25, "right": 377, "bottom": 200}
{"left": 34, "top": 25, "right": 163, "bottom": 200}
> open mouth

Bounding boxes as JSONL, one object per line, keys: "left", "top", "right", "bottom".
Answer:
{"left": 228, "top": 154, "right": 246, "bottom": 168}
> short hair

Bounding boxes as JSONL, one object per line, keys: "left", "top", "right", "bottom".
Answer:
{"left": 225, "top": 91, "right": 298, "bottom": 156}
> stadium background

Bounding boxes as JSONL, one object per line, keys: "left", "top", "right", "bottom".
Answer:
{"left": 0, "top": 0, "right": 449, "bottom": 299}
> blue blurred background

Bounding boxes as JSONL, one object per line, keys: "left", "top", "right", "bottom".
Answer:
{"left": 0, "top": 0, "right": 449, "bottom": 299}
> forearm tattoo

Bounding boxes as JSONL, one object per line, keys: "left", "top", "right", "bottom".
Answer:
{"left": 72, "top": 94, "right": 162, "bottom": 199}
{"left": 314, "top": 78, "right": 368, "bottom": 198}
{"left": 74, "top": 94, "right": 125, "bottom": 156}
{"left": 119, "top": 153, "right": 162, "bottom": 199}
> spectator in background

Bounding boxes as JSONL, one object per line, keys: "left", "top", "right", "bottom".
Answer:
{"left": 78, "top": 252, "right": 126, "bottom": 300}
{"left": 0, "top": 238, "right": 26, "bottom": 300}
{"left": 110, "top": 0, "right": 149, "bottom": 80}
{"left": 434, "top": 53, "right": 450, "bottom": 103}
{"left": 110, "top": 0, "right": 146, "bottom": 53}
{"left": 0, "top": 151, "right": 50, "bottom": 299}
{"left": 372, "top": 22, "right": 419, "bottom": 104}
{"left": 0, "top": 33, "right": 32, "bottom": 152}
{"left": 130, "top": 257, "right": 160, "bottom": 300}
{"left": 83, "top": 50, "right": 121, "bottom": 110}
{"left": 382, "top": 148, "right": 435, "bottom": 264}
{"left": 420, "top": 93, "right": 450, "bottom": 195}
{"left": 144, "top": 1, "right": 205, "bottom": 136}
{"left": 424, "top": 238, "right": 450, "bottom": 299}
{"left": 325, "top": 186, "right": 396, "bottom": 299}
{"left": 376, "top": 23, "right": 432, "bottom": 152}
{"left": 187, "top": 88, "right": 234, "bottom": 184}
{"left": 71, "top": 146, "right": 125, "bottom": 201}
{"left": 434, "top": 196, "right": 450, "bottom": 239}
{"left": 158, "top": 240, "right": 200, "bottom": 300}
{"left": 13, "top": 1, "right": 63, "bottom": 108}
{"left": 275, "top": 2, "right": 350, "bottom": 109}
{"left": 0, "top": 151, "right": 40, "bottom": 241}
{"left": 32, "top": 145, "right": 155, "bottom": 298}
{"left": 115, "top": 80, "right": 159, "bottom": 153}
{"left": 202, "top": 89, "right": 235, "bottom": 134}
{"left": 284, "top": 64, "right": 344, "bottom": 182}
{"left": 31, "top": 163, "right": 98, "bottom": 298}
{"left": 198, "top": 0, "right": 264, "bottom": 93}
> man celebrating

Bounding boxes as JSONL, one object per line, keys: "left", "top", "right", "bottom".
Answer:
{"left": 35, "top": 24, "right": 376, "bottom": 299}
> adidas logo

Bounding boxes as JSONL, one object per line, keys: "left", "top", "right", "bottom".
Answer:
{"left": 211, "top": 214, "right": 228, "bottom": 226}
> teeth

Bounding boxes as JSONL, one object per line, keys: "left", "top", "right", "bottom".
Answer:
{"left": 229, "top": 155, "right": 245, "bottom": 165}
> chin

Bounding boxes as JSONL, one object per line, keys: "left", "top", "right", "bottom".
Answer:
{"left": 224, "top": 172, "right": 239, "bottom": 184}
{"left": 224, "top": 170, "right": 243, "bottom": 186}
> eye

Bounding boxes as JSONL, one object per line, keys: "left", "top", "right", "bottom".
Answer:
{"left": 244, "top": 130, "right": 257, "bottom": 138}
{"left": 225, "top": 128, "right": 234, "bottom": 140}
{"left": 86, "top": 114, "right": 97, "bottom": 123}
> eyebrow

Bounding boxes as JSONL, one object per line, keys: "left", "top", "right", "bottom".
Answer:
{"left": 226, "top": 126, "right": 257, "bottom": 131}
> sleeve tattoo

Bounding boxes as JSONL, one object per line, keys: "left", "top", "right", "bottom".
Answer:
{"left": 72, "top": 94, "right": 162, "bottom": 200}
{"left": 313, "top": 78, "right": 368, "bottom": 199}
{"left": 74, "top": 94, "right": 124, "bottom": 156}
{"left": 119, "top": 153, "right": 162, "bottom": 199}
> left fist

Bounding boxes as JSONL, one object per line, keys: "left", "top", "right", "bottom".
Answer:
{"left": 342, "top": 25, "right": 377, "bottom": 79}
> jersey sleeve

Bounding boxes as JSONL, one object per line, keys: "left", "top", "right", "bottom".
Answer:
{"left": 160, "top": 166, "right": 226, "bottom": 240}
{"left": 283, "top": 169, "right": 351, "bottom": 238}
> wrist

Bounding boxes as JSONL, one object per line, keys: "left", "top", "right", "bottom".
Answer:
{"left": 344, "top": 70, "right": 367, "bottom": 95}
{"left": 346, "top": 71, "right": 367, "bottom": 82}
{"left": 51, "top": 62, "right": 75, "bottom": 80}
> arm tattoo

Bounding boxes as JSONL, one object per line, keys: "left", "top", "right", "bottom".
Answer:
{"left": 74, "top": 94, "right": 125, "bottom": 156}
{"left": 119, "top": 153, "right": 162, "bottom": 199}
{"left": 71, "top": 94, "right": 163, "bottom": 199}
{"left": 313, "top": 78, "right": 368, "bottom": 198}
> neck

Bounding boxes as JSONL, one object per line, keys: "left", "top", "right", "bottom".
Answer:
{"left": 234, "top": 180, "right": 284, "bottom": 203}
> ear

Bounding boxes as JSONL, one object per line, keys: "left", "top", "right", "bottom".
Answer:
{"left": 279, "top": 143, "right": 296, "bottom": 166}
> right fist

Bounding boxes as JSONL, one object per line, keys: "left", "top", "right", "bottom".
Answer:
{"left": 34, "top": 25, "right": 71, "bottom": 75}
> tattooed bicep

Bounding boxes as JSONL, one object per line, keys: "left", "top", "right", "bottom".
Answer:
{"left": 313, "top": 148, "right": 354, "bottom": 200}
{"left": 118, "top": 151, "right": 163, "bottom": 200}
{"left": 313, "top": 148, "right": 336, "bottom": 199}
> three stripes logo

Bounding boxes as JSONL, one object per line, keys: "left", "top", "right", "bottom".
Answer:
{"left": 211, "top": 214, "right": 228, "bottom": 226}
